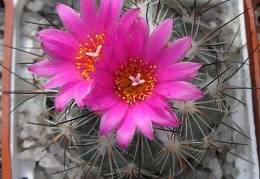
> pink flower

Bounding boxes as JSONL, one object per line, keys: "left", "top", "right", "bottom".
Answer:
{"left": 29, "top": 0, "right": 124, "bottom": 111}
{"left": 84, "top": 16, "right": 204, "bottom": 147}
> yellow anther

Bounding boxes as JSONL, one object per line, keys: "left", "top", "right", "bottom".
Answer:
{"left": 114, "top": 58, "right": 157, "bottom": 105}
{"left": 75, "top": 33, "right": 105, "bottom": 79}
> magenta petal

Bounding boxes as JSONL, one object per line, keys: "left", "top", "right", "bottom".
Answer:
{"left": 143, "top": 18, "right": 173, "bottom": 63}
{"left": 91, "top": 70, "right": 115, "bottom": 88}
{"left": 108, "top": 8, "right": 140, "bottom": 64}
{"left": 119, "top": 8, "right": 140, "bottom": 28}
{"left": 43, "top": 72, "right": 81, "bottom": 89}
{"left": 29, "top": 59, "right": 75, "bottom": 77}
{"left": 128, "top": 17, "right": 149, "bottom": 58}
{"left": 99, "top": 101, "right": 128, "bottom": 135}
{"left": 110, "top": 34, "right": 128, "bottom": 66}
{"left": 84, "top": 88, "right": 120, "bottom": 111}
{"left": 54, "top": 82, "right": 78, "bottom": 111}
{"left": 158, "top": 62, "right": 202, "bottom": 82}
{"left": 74, "top": 80, "right": 93, "bottom": 107}
{"left": 116, "top": 110, "right": 136, "bottom": 147}
{"left": 157, "top": 36, "right": 192, "bottom": 68}
{"left": 101, "top": 47, "right": 121, "bottom": 73}
{"left": 57, "top": 3, "right": 89, "bottom": 41}
{"left": 132, "top": 103, "right": 154, "bottom": 140}
{"left": 97, "top": 0, "right": 123, "bottom": 32}
{"left": 148, "top": 105, "right": 180, "bottom": 127}
{"left": 38, "top": 29, "right": 78, "bottom": 61}
{"left": 145, "top": 94, "right": 169, "bottom": 108}
{"left": 155, "top": 81, "right": 204, "bottom": 101}
{"left": 80, "top": 0, "right": 97, "bottom": 29}
{"left": 96, "top": 0, "right": 110, "bottom": 31}
{"left": 110, "top": 8, "right": 141, "bottom": 55}
{"left": 151, "top": 114, "right": 179, "bottom": 127}
{"left": 134, "top": 102, "right": 179, "bottom": 128}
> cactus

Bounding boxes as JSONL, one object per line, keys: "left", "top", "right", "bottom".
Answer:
{"left": 12, "top": 0, "right": 257, "bottom": 178}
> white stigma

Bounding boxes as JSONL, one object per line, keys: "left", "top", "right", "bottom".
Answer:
{"left": 129, "top": 73, "right": 145, "bottom": 86}
{"left": 85, "top": 45, "right": 102, "bottom": 57}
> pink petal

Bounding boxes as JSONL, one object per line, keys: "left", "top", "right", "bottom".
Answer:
{"left": 157, "top": 62, "right": 202, "bottom": 83}
{"left": 96, "top": 0, "right": 110, "bottom": 32}
{"left": 119, "top": 8, "right": 140, "bottom": 29}
{"left": 116, "top": 110, "right": 136, "bottom": 147}
{"left": 128, "top": 17, "right": 149, "bottom": 58}
{"left": 38, "top": 29, "right": 78, "bottom": 61}
{"left": 148, "top": 104, "right": 180, "bottom": 127}
{"left": 91, "top": 69, "right": 115, "bottom": 88}
{"left": 135, "top": 102, "right": 179, "bottom": 127}
{"left": 91, "top": 49, "right": 119, "bottom": 75}
{"left": 155, "top": 81, "right": 204, "bottom": 101}
{"left": 84, "top": 88, "right": 120, "bottom": 111}
{"left": 157, "top": 36, "right": 192, "bottom": 68}
{"left": 147, "top": 93, "right": 176, "bottom": 108}
{"left": 28, "top": 59, "right": 75, "bottom": 77}
{"left": 57, "top": 3, "right": 89, "bottom": 41}
{"left": 80, "top": 0, "right": 97, "bottom": 29}
{"left": 96, "top": 0, "right": 123, "bottom": 32}
{"left": 99, "top": 101, "right": 128, "bottom": 135}
{"left": 109, "top": 8, "right": 141, "bottom": 59}
{"left": 74, "top": 80, "right": 93, "bottom": 107}
{"left": 54, "top": 82, "right": 78, "bottom": 111}
{"left": 106, "top": 8, "right": 140, "bottom": 66}
{"left": 143, "top": 18, "right": 173, "bottom": 63}
{"left": 110, "top": 36, "right": 128, "bottom": 66}
{"left": 132, "top": 103, "right": 154, "bottom": 140}
{"left": 43, "top": 72, "right": 81, "bottom": 89}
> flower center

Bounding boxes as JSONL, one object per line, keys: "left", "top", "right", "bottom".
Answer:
{"left": 115, "top": 57, "right": 157, "bottom": 105}
{"left": 76, "top": 34, "right": 105, "bottom": 79}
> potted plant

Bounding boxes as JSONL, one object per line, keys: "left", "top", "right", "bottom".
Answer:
{"left": 2, "top": 0, "right": 260, "bottom": 178}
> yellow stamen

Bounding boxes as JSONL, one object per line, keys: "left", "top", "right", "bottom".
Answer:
{"left": 76, "top": 34, "right": 105, "bottom": 79}
{"left": 115, "top": 57, "right": 157, "bottom": 105}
